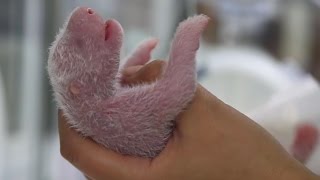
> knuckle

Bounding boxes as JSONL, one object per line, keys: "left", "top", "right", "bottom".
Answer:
{"left": 60, "top": 145, "right": 79, "bottom": 165}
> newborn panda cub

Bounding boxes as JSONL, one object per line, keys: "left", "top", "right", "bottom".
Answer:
{"left": 48, "top": 7, "right": 209, "bottom": 158}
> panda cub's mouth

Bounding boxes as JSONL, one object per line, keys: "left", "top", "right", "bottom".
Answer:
{"left": 86, "top": 8, "right": 110, "bottom": 41}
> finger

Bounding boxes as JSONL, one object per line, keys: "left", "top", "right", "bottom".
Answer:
{"left": 122, "top": 65, "right": 143, "bottom": 77}
{"left": 58, "top": 110, "right": 150, "bottom": 180}
{"left": 122, "top": 38, "right": 159, "bottom": 69}
{"left": 122, "top": 60, "right": 166, "bottom": 86}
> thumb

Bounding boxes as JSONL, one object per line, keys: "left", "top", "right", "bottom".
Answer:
{"left": 122, "top": 60, "right": 166, "bottom": 86}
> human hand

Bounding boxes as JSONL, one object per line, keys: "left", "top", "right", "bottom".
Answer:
{"left": 59, "top": 60, "right": 319, "bottom": 180}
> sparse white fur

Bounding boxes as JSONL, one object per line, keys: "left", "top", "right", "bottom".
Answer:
{"left": 48, "top": 7, "right": 209, "bottom": 157}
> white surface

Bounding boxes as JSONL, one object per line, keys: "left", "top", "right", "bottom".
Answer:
{"left": 197, "top": 45, "right": 320, "bottom": 174}
{"left": 198, "top": 45, "right": 294, "bottom": 113}
{"left": 249, "top": 76, "right": 320, "bottom": 174}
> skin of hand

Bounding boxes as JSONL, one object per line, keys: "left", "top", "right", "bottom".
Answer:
{"left": 59, "top": 60, "right": 320, "bottom": 180}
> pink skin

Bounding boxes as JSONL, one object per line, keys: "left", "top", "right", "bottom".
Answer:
{"left": 291, "top": 123, "right": 319, "bottom": 163}
{"left": 48, "top": 7, "right": 209, "bottom": 157}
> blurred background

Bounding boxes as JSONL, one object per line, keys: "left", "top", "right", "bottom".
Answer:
{"left": 1, "top": 0, "right": 320, "bottom": 179}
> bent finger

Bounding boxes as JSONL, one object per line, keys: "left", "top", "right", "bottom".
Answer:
{"left": 58, "top": 110, "right": 150, "bottom": 180}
